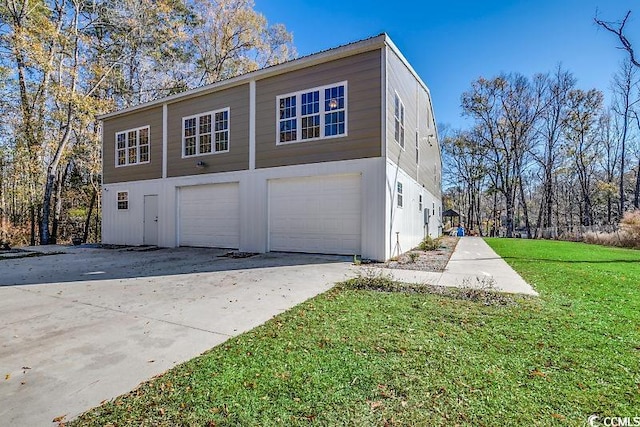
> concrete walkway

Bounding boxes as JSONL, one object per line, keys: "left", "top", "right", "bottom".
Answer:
{"left": 377, "top": 237, "right": 538, "bottom": 296}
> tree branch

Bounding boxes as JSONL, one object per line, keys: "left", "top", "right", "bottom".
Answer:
{"left": 595, "top": 10, "right": 640, "bottom": 68}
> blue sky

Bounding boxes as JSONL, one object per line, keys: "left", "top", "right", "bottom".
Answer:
{"left": 255, "top": 0, "right": 638, "bottom": 130}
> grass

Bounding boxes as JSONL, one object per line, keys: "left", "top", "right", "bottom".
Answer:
{"left": 70, "top": 239, "right": 640, "bottom": 426}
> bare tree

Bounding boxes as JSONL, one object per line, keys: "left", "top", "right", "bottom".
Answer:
{"left": 610, "top": 58, "right": 639, "bottom": 217}
{"left": 190, "top": 0, "right": 295, "bottom": 85}
{"left": 461, "top": 73, "right": 545, "bottom": 237}
{"left": 595, "top": 11, "right": 640, "bottom": 68}
{"left": 442, "top": 130, "right": 488, "bottom": 234}
{"left": 563, "top": 89, "right": 604, "bottom": 226}
{"left": 596, "top": 111, "right": 621, "bottom": 224}
{"left": 532, "top": 66, "right": 575, "bottom": 235}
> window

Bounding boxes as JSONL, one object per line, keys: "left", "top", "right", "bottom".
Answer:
{"left": 277, "top": 81, "right": 347, "bottom": 144}
{"left": 418, "top": 194, "right": 423, "bottom": 212}
{"left": 183, "top": 108, "right": 229, "bottom": 157}
{"left": 301, "top": 90, "right": 319, "bottom": 139}
{"left": 415, "top": 131, "right": 419, "bottom": 163}
{"left": 397, "top": 182, "right": 403, "bottom": 208}
{"left": 279, "top": 95, "right": 297, "bottom": 142}
{"left": 116, "top": 126, "right": 149, "bottom": 166}
{"left": 117, "top": 191, "right": 128, "bottom": 210}
{"left": 394, "top": 93, "right": 405, "bottom": 149}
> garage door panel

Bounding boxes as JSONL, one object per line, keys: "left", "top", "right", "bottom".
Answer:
{"left": 269, "top": 174, "right": 362, "bottom": 255}
{"left": 179, "top": 183, "right": 240, "bottom": 249}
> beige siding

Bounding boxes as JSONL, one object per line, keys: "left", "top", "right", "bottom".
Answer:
{"left": 167, "top": 84, "right": 249, "bottom": 177}
{"left": 103, "top": 107, "right": 163, "bottom": 184}
{"left": 255, "top": 50, "right": 382, "bottom": 169}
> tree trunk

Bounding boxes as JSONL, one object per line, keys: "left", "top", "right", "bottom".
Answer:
{"left": 40, "top": 172, "right": 55, "bottom": 245}
{"left": 93, "top": 194, "right": 101, "bottom": 243}
{"left": 475, "top": 187, "right": 483, "bottom": 236}
{"left": 505, "top": 187, "right": 515, "bottom": 238}
{"left": 30, "top": 204, "right": 36, "bottom": 246}
{"left": 635, "top": 160, "right": 640, "bottom": 209}
{"left": 83, "top": 188, "right": 97, "bottom": 243}
{"left": 518, "top": 178, "right": 531, "bottom": 237}
{"left": 51, "top": 166, "right": 67, "bottom": 244}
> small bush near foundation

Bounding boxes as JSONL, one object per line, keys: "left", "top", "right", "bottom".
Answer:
{"left": 417, "top": 236, "right": 441, "bottom": 251}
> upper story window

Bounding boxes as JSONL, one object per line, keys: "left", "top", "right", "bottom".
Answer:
{"left": 183, "top": 108, "right": 229, "bottom": 157}
{"left": 277, "top": 81, "right": 347, "bottom": 144}
{"left": 116, "top": 126, "right": 149, "bottom": 167}
{"left": 394, "top": 93, "right": 405, "bottom": 149}
{"left": 418, "top": 194, "right": 423, "bottom": 212}
{"left": 397, "top": 182, "right": 403, "bottom": 208}
{"left": 415, "top": 131, "right": 419, "bottom": 163}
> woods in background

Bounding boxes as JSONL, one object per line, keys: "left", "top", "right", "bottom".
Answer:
{"left": 442, "top": 10, "right": 640, "bottom": 241}
{"left": 0, "top": 0, "right": 294, "bottom": 246}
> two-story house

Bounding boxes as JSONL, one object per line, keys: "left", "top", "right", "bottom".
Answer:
{"left": 99, "top": 34, "right": 442, "bottom": 261}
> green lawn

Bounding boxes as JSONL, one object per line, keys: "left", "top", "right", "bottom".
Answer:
{"left": 70, "top": 239, "right": 640, "bottom": 426}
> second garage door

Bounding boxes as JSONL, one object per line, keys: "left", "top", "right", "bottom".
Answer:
{"left": 269, "top": 174, "right": 362, "bottom": 255}
{"left": 178, "top": 183, "right": 240, "bottom": 248}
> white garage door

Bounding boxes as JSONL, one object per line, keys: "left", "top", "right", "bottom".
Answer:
{"left": 269, "top": 174, "right": 361, "bottom": 255}
{"left": 178, "top": 183, "right": 240, "bottom": 248}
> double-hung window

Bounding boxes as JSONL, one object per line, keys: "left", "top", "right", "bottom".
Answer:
{"left": 277, "top": 81, "right": 347, "bottom": 144}
{"left": 183, "top": 108, "right": 229, "bottom": 157}
{"left": 116, "top": 126, "right": 149, "bottom": 166}
{"left": 397, "top": 182, "right": 403, "bottom": 208}
{"left": 394, "top": 93, "right": 405, "bottom": 149}
{"left": 117, "top": 191, "right": 129, "bottom": 210}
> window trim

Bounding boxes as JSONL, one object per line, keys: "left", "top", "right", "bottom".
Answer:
{"left": 117, "top": 191, "right": 129, "bottom": 210}
{"left": 275, "top": 81, "right": 348, "bottom": 145}
{"left": 115, "top": 125, "right": 150, "bottom": 167}
{"left": 394, "top": 92, "right": 405, "bottom": 150}
{"left": 181, "top": 107, "right": 230, "bottom": 158}
{"left": 397, "top": 181, "right": 403, "bottom": 208}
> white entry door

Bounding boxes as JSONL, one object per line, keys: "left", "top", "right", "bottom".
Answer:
{"left": 143, "top": 195, "right": 158, "bottom": 246}
{"left": 268, "top": 174, "right": 362, "bottom": 255}
{"left": 178, "top": 183, "right": 240, "bottom": 248}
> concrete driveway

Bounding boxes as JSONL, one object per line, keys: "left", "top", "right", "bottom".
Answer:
{"left": 0, "top": 245, "right": 354, "bottom": 425}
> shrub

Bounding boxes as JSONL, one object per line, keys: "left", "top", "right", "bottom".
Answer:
{"left": 583, "top": 210, "right": 640, "bottom": 249}
{"left": 417, "top": 236, "right": 441, "bottom": 251}
{"left": 408, "top": 252, "right": 420, "bottom": 263}
{"left": 340, "top": 268, "right": 400, "bottom": 291}
{"left": 620, "top": 210, "right": 640, "bottom": 242}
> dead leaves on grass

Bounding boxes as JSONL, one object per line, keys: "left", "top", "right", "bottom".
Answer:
{"left": 52, "top": 414, "right": 67, "bottom": 423}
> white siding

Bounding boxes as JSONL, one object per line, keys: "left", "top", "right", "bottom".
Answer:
{"left": 385, "top": 159, "right": 442, "bottom": 260}
{"left": 102, "top": 157, "right": 387, "bottom": 260}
